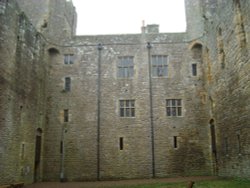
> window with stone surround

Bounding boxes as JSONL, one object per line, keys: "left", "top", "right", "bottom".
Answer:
{"left": 119, "top": 100, "right": 135, "bottom": 117}
{"left": 166, "top": 99, "right": 182, "bottom": 117}
{"left": 64, "top": 54, "right": 74, "bottom": 64}
{"left": 64, "top": 77, "right": 71, "bottom": 91}
{"left": 152, "top": 55, "right": 168, "bottom": 77}
{"left": 117, "top": 56, "right": 134, "bottom": 78}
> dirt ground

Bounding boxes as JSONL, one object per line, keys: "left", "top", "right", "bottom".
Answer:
{"left": 24, "top": 176, "right": 217, "bottom": 188}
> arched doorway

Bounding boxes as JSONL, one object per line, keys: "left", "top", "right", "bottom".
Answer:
{"left": 34, "top": 128, "right": 42, "bottom": 182}
{"left": 209, "top": 119, "right": 218, "bottom": 174}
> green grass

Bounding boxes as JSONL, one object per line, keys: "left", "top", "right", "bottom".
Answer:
{"left": 107, "top": 179, "right": 250, "bottom": 188}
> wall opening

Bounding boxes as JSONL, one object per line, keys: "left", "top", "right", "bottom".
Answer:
{"left": 191, "top": 43, "right": 203, "bottom": 61}
{"left": 209, "top": 119, "right": 218, "bottom": 174}
{"left": 173, "top": 136, "right": 178, "bottom": 149}
{"left": 34, "top": 128, "right": 42, "bottom": 182}
{"left": 119, "top": 137, "right": 124, "bottom": 150}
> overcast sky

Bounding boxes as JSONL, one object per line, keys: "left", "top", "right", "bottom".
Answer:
{"left": 72, "top": 0, "right": 186, "bottom": 35}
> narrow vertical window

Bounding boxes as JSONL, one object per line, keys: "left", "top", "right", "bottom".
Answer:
{"left": 64, "top": 109, "right": 69, "bottom": 122}
{"left": 64, "top": 77, "right": 71, "bottom": 91}
{"left": 192, "top": 64, "right": 197, "bottom": 76}
{"left": 60, "top": 141, "right": 63, "bottom": 154}
{"left": 173, "top": 136, "right": 178, "bottom": 149}
{"left": 64, "top": 54, "right": 74, "bottom": 64}
{"left": 119, "top": 137, "right": 124, "bottom": 150}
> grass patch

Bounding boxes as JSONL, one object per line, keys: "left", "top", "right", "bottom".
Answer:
{"left": 106, "top": 179, "right": 250, "bottom": 188}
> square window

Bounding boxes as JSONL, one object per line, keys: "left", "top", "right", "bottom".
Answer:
{"left": 119, "top": 100, "right": 135, "bottom": 117}
{"left": 166, "top": 99, "right": 182, "bottom": 117}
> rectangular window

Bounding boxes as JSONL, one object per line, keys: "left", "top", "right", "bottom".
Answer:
{"left": 117, "top": 56, "right": 134, "bottom": 78}
{"left": 173, "top": 136, "right": 178, "bottom": 149}
{"left": 119, "top": 100, "right": 135, "bottom": 117}
{"left": 119, "top": 137, "right": 124, "bottom": 150}
{"left": 151, "top": 55, "right": 168, "bottom": 77}
{"left": 64, "top": 54, "right": 74, "bottom": 64}
{"left": 166, "top": 99, "right": 182, "bottom": 117}
{"left": 64, "top": 109, "right": 69, "bottom": 122}
{"left": 192, "top": 64, "right": 197, "bottom": 76}
{"left": 64, "top": 77, "right": 71, "bottom": 91}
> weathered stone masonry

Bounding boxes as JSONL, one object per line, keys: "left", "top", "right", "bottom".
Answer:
{"left": 0, "top": 0, "right": 249, "bottom": 185}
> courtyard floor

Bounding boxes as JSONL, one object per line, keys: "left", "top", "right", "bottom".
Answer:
{"left": 24, "top": 176, "right": 217, "bottom": 188}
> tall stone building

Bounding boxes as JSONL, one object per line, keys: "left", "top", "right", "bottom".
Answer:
{"left": 0, "top": 0, "right": 249, "bottom": 185}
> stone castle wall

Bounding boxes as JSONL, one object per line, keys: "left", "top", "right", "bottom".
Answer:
{"left": 202, "top": 0, "right": 250, "bottom": 177}
{"left": 0, "top": 0, "right": 249, "bottom": 185}
{"left": 0, "top": 0, "right": 48, "bottom": 184}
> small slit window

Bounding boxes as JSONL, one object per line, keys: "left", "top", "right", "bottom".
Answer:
{"left": 192, "top": 64, "right": 197, "bottom": 76}
{"left": 64, "top": 77, "right": 71, "bottom": 91}
{"left": 173, "top": 136, "right": 178, "bottom": 149}
{"left": 119, "top": 137, "right": 124, "bottom": 150}
{"left": 64, "top": 109, "right": 69, "bottom": 122}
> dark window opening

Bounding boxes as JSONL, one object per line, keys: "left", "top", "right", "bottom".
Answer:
{"left": 192, "top": 64, "right": 197, "bottom": 76}
{"left": 119, "top": 137, "right": 124, "bottom": 150}
{"left": 64, "top": 109, "right": 69, "bottom": 122}
{"left": 65, "top": 77, "right": 71, "bottom": 91}
{"left": 173, "top": 136, "right": 178, "bottom": 148}
{"left": 191, "top": 43, "right": 202, "bottom": 60}
{"left": 60, "top": 141, "right": 63, "bottom": 154}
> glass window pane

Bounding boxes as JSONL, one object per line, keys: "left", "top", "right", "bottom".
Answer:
{"left": 131, "top": 108, "right": 135, "bottom": 117}
{"left": 178, "top": 107, "right": 182, "bottom": 116}
{"left": 126, "top": 100, "right": 130, "bottom": 107}
{"left": 172, "top": 100, "right": 176, "bottom": 106}
{"left": 120, "top": 108, "right": 124, "bottom": 117}
{"left": 167, "top": 107, "right": 171, "bottom": 116}
{"left": 125, "top": 108, "right": 130, "bottom": 116}
{"left": 172, "top": 107, "right": 176, "bottom": 116}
